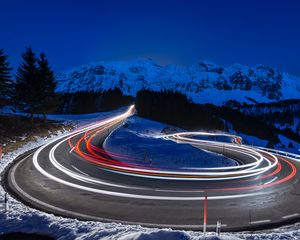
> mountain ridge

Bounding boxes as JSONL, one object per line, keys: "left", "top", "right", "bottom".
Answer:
{"left": 55, "top": 59, "right": 300, "bottom": 106}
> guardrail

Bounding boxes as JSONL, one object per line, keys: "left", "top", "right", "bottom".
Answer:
{"left": 255, "top": 146, "right": 300, "bottom": 161}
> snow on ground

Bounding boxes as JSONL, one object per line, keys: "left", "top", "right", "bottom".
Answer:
{"left": 238, "top": 133, "right": 300, "bottom": 155}
{"left": 2, "top": 110, "right": 300, "bottom": 239}
{"left": 238, "top": 134, "right": 269, "bottom": 147}
{"left": 188, "top": 88, "right": 273, "bottom": 105}
{"left": 103, "top": 116, "right": 236, "bottom": 170}
{"left": 276, "top": 135, "right": 300, "bottom": 154}
{"left": 0, "top": 106, "right": 127, "bottom": 127}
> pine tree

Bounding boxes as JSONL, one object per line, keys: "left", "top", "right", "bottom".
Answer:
{"left": 0, "top": 49, "right": 13, "bottom": 107}
{"left": 15, "top": 48, "right": 58, "bottom": 121}
{"left": 15, "top": 47, "right": 40, "bottom": 119}
{"left": 37, "top": 53, "right": 58, "bottom": 120}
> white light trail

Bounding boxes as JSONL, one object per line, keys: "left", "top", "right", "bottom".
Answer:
{"left": 29, "top": 104, "right": 296, "bottom": 200}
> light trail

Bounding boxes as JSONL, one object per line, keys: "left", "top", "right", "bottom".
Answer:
{"left": 7, "top": 104, "right": 300, "bottom": 231}
{"left": 31, "top": 105, "right": 299, "bottom": 200}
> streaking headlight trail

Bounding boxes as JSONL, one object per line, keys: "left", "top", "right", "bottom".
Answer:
{"left": 5, "top": 105, "right": 300, "bottom": 231}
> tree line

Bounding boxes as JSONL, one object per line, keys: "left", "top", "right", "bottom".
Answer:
{"left": 0, "top": 48, "right": 57, "bottom": 120}
{"left": 0, "top": 48, "right": 134, "bottom": 119}
{"left": 60, "top": 89, "right": 133, "bottom": 114}
{"left": 135, "top": 89, "right": 282, "bottom": 146}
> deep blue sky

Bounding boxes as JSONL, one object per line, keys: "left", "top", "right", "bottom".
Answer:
{"left": 1, "top": 0, "right": 300, "bottom": 75}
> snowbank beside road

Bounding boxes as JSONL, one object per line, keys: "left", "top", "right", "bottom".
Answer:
{"left": 0, "top": 106, "right": 127, "bottom": 125}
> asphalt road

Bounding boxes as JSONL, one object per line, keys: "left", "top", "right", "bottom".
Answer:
{"left": 3, "top": 106, "right": 300, "bottom": 232}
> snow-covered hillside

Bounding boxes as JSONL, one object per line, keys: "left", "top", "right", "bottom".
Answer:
{"left": 104, "top": 116, "right": 236, "bottom": 169}
{"left": 56, "top": 59, "right": 300, "bottom": 105}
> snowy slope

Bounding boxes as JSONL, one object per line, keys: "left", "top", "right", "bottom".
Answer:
{"left": 56, "top": 59, "right": 300, "bottom": 105}
{"left": 103, "top": 116, "right": 236, "bottom": 169}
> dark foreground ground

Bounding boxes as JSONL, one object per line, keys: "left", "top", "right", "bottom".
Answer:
{"left": 0, "top": 115, "right": 72, "bottom": 154}
{"left": 0, "top": 232, "right": 55, "bottom": 240}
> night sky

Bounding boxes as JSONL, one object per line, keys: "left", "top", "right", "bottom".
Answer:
{"left": 1, "top": 0, "right": 300, "bottom": 75}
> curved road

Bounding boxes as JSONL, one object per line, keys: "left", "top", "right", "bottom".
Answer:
{"left": 3, "top": 105, "right": 300, "bottom": 232}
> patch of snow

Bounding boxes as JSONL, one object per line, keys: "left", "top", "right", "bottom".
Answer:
{"left": 189, "top": 88, "right": 273, "bottom": 105}
{"left": 104, "top": 116, "right": 236, "bottom": 169}
{"left": 233, "top": 133, "right": 300, "bottom": 155}
{"left": 276, "top": 135, "right": 300, "bottom": 154}
{"left": 238, "top": 134, "right": 269, "bottom": 147}
{"left": 0, "top": 106, "right": 128, "bottom": 128}
{"left": 281, "top": 72, "right": 300, "bottom": 100}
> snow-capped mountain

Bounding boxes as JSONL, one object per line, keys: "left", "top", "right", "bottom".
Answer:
{"left": 56, "top": 59, "right": 300, "bottom": 105}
